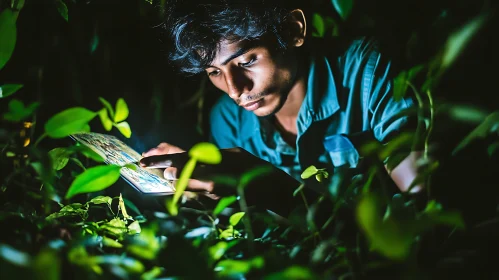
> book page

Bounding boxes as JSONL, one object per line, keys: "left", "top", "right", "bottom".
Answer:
{"left": 71, "top": 132, "right": 175, "bottom": 195}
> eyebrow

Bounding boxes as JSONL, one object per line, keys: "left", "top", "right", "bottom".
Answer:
{"left": 220, "top": 46, "right": 254, "bottom": 66}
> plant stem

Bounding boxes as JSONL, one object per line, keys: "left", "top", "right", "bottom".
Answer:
{"left": 237, "top": 184, "right": 255, "bottom": 255}
{"left": 425, "top": 89, "right": 435, "bottom": 198}
{"left": 33, "top": 133, "right": 47, "bottom": 148}
{"left": 407, "top": 82, "right": 425, "bottom": 151}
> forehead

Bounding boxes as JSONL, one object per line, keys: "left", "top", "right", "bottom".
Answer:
{"left": 210, "top": 39, "right": 265, "bottom": 66}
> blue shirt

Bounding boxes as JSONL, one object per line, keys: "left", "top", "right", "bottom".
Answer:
{"left": 209, "top": 38, "right": 413, "bottom": 183}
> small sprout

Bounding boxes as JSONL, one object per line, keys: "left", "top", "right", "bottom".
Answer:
{"left": 188, "top": 142, "right": 221, "bottom": 164}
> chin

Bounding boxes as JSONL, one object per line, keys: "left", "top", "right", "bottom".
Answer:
{"left": 253, "top": 99, "right": 281, "bottom": 117}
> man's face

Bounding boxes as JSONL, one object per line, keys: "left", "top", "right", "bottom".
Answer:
{"left": 205, "top": 39, "right": 298, "bottom": 117}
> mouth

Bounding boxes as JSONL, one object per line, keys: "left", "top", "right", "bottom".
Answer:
{"left": 241, "top": 99, "right": 263, "bottom": 111}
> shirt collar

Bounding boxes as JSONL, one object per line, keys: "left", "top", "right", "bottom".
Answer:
{"left": 297, "top": 55, "right": 340, "bottom": 135}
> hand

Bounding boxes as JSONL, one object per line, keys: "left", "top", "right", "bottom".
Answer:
{"left": 141, "top": 142, "right": 219, "bottom": 199}
{"left": 141, "top": 145, "right": 319, "bottom": 217}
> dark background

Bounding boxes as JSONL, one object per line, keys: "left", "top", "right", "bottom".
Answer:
{"left": 1, "top": 0, "right": 498, "bottom": 217}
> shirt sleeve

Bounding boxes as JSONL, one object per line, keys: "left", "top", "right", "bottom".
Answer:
{"left": 324, "top": 39, "right": 414, "bottom": 169}
{"left": 209, "top": 94, "right": 242, "bottom": 149}
{"left": 366, "top": 50, "right": 414, "bottom": 144}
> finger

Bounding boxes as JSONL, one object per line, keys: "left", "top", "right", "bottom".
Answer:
{"left": 170, "top": 177, "right": 215, "bottom": 193}
{"left": 140, "top": 153, "right": 189, "bottom": 168}
{"left": 142, "top": 142, "right": 185, "bottom": 157}
{"left": 141, "top": 143, "right": 168, "bottom": 157}
{"left": 183, "top": 191, "right": 220, "bottom": 201}
{"left": 164, "top": 167, "right": 178, "bottom": 180}
{"left": 186, "top": 179, "right": 215, "bottom": 193}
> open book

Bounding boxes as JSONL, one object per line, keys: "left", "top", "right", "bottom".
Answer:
{"left": 71, "top": 132, "right": 175, "bottom": 195}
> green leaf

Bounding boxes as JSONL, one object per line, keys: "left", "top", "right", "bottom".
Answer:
{"left": 99, "top": 97, "right": 115, "bottom": 120}
{"left": 70, "top": 157, "right": 86, "bottom": 170}
{"left": 65, "top": 165, "right": 122, "bottom": 199}
{"left": 3, "top": 99, "right": 39, "bottom": 122}
{"left": 55, "top": 0, "right": 68, "bottom": 22}
{"left": 115, "top": 121, "right": 131, "bottom": 138}
{"left": 265, "top": 266, "right": 316, "bottom": 280}
{"left": 301, "top": 165, "right": 318, "bottom": 179}
{"left": 239, "top": 165, "right": 273, "bottom": 189}
{"left": 92, "top": 255, "right": 144, "bottom": 274}
{"left": 407, "top": 160, "right": 439, "bottom": 193}
{"left": 421, "top": 210, "right": 465, "bottom": 229}
{"left": 11, "top": 0, "right": 25, "bottom": 10}
{"left": 443, "top": 104, "right": 488, "bottom": 124}
{"left": 45, "top": 107, "right": 96, "bottom": 138}
{"left": 102, "top": 237, "right": 123, "bottom": 248}
{"left": 315, "top": 173, "right": 324, "bottom": 182}
{"left": 119, "top": 193, "right": 132, "bottom": 220}
{"left": 356, "top": 194, "right": 413, "bottom": 260}
{"left": 0, "top": 9, "right": 17, "bottom": 71}
{"left": 229, "top": 212, "right": 245, "bottom": 227}
{"left": 98, "top": 108, "right": 113, "bottom": 131}
{"left": 114, "top": 98, "right": 129, "bottom": 122}
{"left": 311, "top": 13, "right": 325, "bottom": 37}
{"left": 379, "top": 132, "right": 414, "bottom": 159}
{"left": 31, "top": 160, "right": 55, "bottom": 185}
{"left": 90, "top": 33, "right": 99, "bottom": 53}
{"left": 141, "top": 267, "right": 163, "bottom": 280}
{"left": 393, "top": 65, "right": 424, "bottom": 101}
{"left": 332, "top": 0, "right": 354, "bottom": 20}
{"left": 488, "top": 142, "right": 499, "bottom": 157}
{"left": 215, "top": 257, "right": 264, "bottom": 277}
{"left": 89, "top": 195, "right": 112, "bottom": 205}
{"left": 209, "top": 241, "right": 228, "bottom": 261}
{"left": 0, "top": 84, "right": 23, "bottom": 98}
{"left": 102, "top": 218, "right": 127, "bottom": 236}
{"left": 123, "top": 198, "right": 142, "bottom": 215}
{"left": 441, "top": 14, "right": 487, "bottom": 70}
{"left": 73, "top": 143, "right": 105, "bottom": 162}
{"left": 213, "top": 196, "right": 238, "bottom": 215}
{"left": 219, "top": 227, "right": 240, "bottom": 240}
{"left": 385, "top": 152, "right": 410, "bottom": 171}
{"left": 424, "top": 200, "right": 442, "bottom": 213}
{"left": 127, "top": 228, "right": 160, "bottom": 260}
{"left": 128, "top": 221, "right": 141, "bottom": 234}
{"left": 453, "top": 111, "right": 499, "bottom": 155}
{"left": 209, "top": 175, "right": 239, "bottom": 187}
{"left": 33, "top": 249, "right": 61, "bottom": 280}
{"left": 48, "top": 147, "right": 72, "bottom": 170}
{"left": 188, "top": 142, "right": 221, "bottom": 164}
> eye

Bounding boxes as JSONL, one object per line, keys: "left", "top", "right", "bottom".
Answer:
{"left": 239, "top": 58, "right": 256, "bottom": 67}
{"left": 207, "top": 69, "right": 221, "bottom": 77}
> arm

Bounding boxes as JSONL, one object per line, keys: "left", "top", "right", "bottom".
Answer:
{"left": 363, "top": 42, "right": 423, "bottom": 193}
{"left": 386, "top": 151, "right": 423, "bottom": 193}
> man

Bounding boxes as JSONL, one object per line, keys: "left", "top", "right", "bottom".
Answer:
{"left": 141, "top": 0, "right": 421, "bottom": 214}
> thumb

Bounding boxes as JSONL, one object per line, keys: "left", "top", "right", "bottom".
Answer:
{"left": 164, "top": 167, "right": 178, "bottom": 180}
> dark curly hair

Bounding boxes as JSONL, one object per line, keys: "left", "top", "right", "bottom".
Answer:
{"left": 162, "top": 0, "right": 308, "bottom": 74}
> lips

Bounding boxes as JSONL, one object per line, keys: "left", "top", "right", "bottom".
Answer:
{"left": 241, "top": 99, "right": 262, "bottom": 111}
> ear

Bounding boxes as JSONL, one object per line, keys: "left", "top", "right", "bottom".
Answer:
{"left": 288, "top": 9, "right": 307, "bottom": 47}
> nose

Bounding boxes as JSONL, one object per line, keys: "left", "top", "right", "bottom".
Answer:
{"left": 225, "top": 69, "right": 252, "bottom": 99}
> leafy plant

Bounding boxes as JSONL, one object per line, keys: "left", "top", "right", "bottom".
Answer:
{"left": 1, "top": 0, "right": 498, "bottom": 279}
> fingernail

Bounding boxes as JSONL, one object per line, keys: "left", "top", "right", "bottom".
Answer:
{"left": 164, "top": 171, "right": 175, "bottom": 180}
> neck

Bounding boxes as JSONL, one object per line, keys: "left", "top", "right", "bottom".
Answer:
{"left": 274, "top": 71, "right": 307, "bottom": 135}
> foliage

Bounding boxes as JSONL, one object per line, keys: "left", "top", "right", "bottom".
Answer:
{"left": 1, "top": 0, "right": 498, "bottom": 279}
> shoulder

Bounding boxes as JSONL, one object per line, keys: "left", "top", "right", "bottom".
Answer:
{"left": 308, "top": 36, "right": 380, "bottom": 64}
{"left": 338, "top": 37, "right": 382, "bottom": 73}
